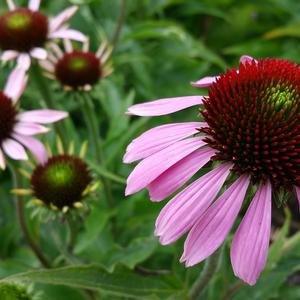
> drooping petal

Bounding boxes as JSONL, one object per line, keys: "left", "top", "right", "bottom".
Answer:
{"left": 28, "top": 0, "right": 40, "bottom": 11}
{"left": 49, "top": 6, "right": 78, "bottom": 33}
{"left": 1, "top": 50, "right": 19, "bottom": 62}
{"left": 4, "top": 67, "right": 27, "bottom": 103}
{"left": 13, "top": 122, "right": 50, "bottom": 135}
{"left": 180, "top": 175, "right": 250, "bottom": 267}
{"left": 13, "top": 134, "right": 48, "bottom": 164}
{"left": 231, "top": 180, "right": 272, "bottom": 286}
{"left": 39, "top": 60, "right": 55, "bottom": 73}
{"left": 124, "top": 122, "right": 206, "bottom": 163}
{"left": 49, "top": 29, "right": 86, "bottom": 42}
{"left": 6, "top": 0, "right": 16, "bottom": 10}
{"left": 191, "top": 76, "right": 219, "bottom": 88}
{"left": 63, "top": 39, "right": 73, "bottom": 53}
{"left": 148, "top": 147, "right": 215, "bottom": 201}
{"left": 17, "top": 110, "right": 68, "bottom": 124}
{"left": 17, "top": 53, "right": 31, "bottom": 71}
{"left": 155, "top": 163, "right": 232, "bottom": 244}
{"left": 30, "top": 47, "right": 47, "bottom": 60}
{"left": 126, "top": 137, "right": 206, "bottom": 196}
{"left": 0, "top": 149, "right": 6, "bottom": 169}
{"left": 240, "top": 55, "right": 257, "bottom": 65}
{"left": 2, "top": 138, "right": 28, "bottom": 160}
{"left": 126, "top": 96, "right": 204, "bottom": 116}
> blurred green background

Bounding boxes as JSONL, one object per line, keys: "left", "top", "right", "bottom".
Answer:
{"left": 0, "top": 0, "right": 300, "bottom": 299}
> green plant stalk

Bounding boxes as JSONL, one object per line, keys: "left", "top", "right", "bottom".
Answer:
{"left": 10, "top": 164, "right": 51, "bottom": 268}
{"left": 77, "top": 92, "right": 113, "bottom": 208}
{"left": 31, "top": 63, "right": 67, "bottom": 145}
{"left": 188, "top": 249, "right": 221, "bottom": 300}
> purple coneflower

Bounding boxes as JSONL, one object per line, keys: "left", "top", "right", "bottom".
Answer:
{"left": 0, "top": 0, "right": 86, "bottom": 70}
{"left": 124, "top": 56, "right": 300, "bottom": 285}
{"left": 39, "top": 39, "right": 113, "bottom": 91}
{"left": 0, "top": 67, "right": 68, "bottom": 168}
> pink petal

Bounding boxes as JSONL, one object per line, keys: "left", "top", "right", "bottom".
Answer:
{"left": 17, "top": 53, "right": 31, "bottom": 71}
{"left": 296, "top": 186, "right": 300, "bottom": 212}
{"left": 2, "top": 138, "right": 28, "bottom": 160}
{"left": 155, "top": 163, "right": 232, "bottom": 245}
{"left": 13, "top": 122, "right": 50, "bottom": 135}
{"left": 231, "top": 181, "right": 272, "bottom": 285}
{"left": 1, "top": 50, "right": 18, "bottom": 62}
{"left": 28, "top": 0, "right": 40, "bottom": 11}
{"left": 18, "top": 110, "right": 68, "bottom": 124}
{"left": 191, "top": 76, "right": 219, "bottom": 88}
{"left": 180, "top": 175, "right": 250, "bottom": 267}
{"left": 0, "top": 149, "right": 6, "bottom": 170}
{"left": 126, "top": 137, "right": 206, "bottom": 196}
{"left": 49, "top": 29, "right": 86, "bottom": 42}
{"left": 126, "top": 96, "right": 204, "bottom": 116}
{"left": 6, "top": 0, "right": 16, "bottom": 10}
{"left": 49, "top": 6, "right": 78, "bottom": 33}
{"left": 30, "top": 47, "right": 47, "bottom": 60}
{"left": 63, "top": 39, "right": 73, "bottom": 53}
{"left": 39, "top": 60, "right": 55, "bottom": 73}
{"left": 148, "top": 147, "right": 215, "bottom": 201}
{"left": 124, "top": 122, "right": 206, "bottom": 163}
{"left": 4, "top": 67, "right": 27, "bottom": 103}
{"left": 239, "top": 55, "right": 257, "bottom": 65}
{"left": 13, "top": 134, "right": 48, "bottom": 164}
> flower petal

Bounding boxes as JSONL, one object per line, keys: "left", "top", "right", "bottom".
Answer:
{"left": 13, "top": 122, "right": 50, "bottom": 135}
{"left": 191, "top": 76, "right": 219, "bottom": 88}
{"left": 2, "top": 138, "right": 28, "bottom": 160}
{"left": 13, "top": 134, "right": 48, "bottom": 164}
{"left": 4, "top": 67, "right": 27, "bottom": 103}
{"left": 240, "top": 55, "right": 257, "bottom": 65}
{"left": 231, "top": 180, "right": 272, "bottom": 286}
{"left": 30, "top": 47, "right": 47, "bottom": 60}
{"left": 49, "top": 29, "right": 86, "bottom": 42}
{"left": 28, "top": 0, "right": 40, "bottom": 11}
{"left": 126, "top": 96, "right": 204, "bottom": 116}
{"left": 124, "top": 122, "right": 206, "bottom": 163}
{"left": 18, "top": 110, "right": 68, "bottom": 124}
{"left": 17, "top": 53, "right": 31, "bottom": 71}
{"left": 148, "top": 147, "right": 215, "bottom": 201}
{"left": 1, "top": 50, "right": 18, "bottom": 62}
{"left": 7, "top": 0, "right": 16, "bottom": 10}
{"left": 126, "top": 137, "right": 206, "bottom": 196}
{"left": 180, "top": 175, "right": 250, "bottom": 267}
{"left": 155, "top": 163, "right": 232, "bottom": 244}
{"left": 49, "top": 6, "right": 78, "bottom": 33}
{"left": 0, "top": 149, "right": 6, "bottom": 170}
{"left": 296, "top": 186, "right": 300, "bottom": 212}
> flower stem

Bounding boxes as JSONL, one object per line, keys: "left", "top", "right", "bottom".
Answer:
{"left": 10, "top": 164, "right": 51, "bottom": 268}
{"left": 188, "top": 249, "right": 221, "bottom": 300}
{"left": 30, "top": 63, "right": 67, "bottom": 145}
{"left": 76, "top": 92, "right": 113, "bottom": 207}
{"left": 111, "top": 0, "right": 128, "bottom": 49}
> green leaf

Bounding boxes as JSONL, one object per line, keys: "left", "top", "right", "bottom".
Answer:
{"left": 2, "top": 265, "right": 181, "bottom": 299}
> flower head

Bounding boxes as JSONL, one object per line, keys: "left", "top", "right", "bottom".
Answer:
{"left": 0, "top": 0, "right": 86, "bottom": 70}
{"left": 39, "top": 39, "right": 113, "bottom": 91}
{"left": 0, "top": 67, "right": 68, "bottom": 168}
{"left": 124, "top": 56, "right": 300, "bottom": 285}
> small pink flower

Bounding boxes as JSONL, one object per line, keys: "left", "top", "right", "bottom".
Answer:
{"left": 124, "top": 55, "right": 300, "bottom": 285}
{"left": 0, "top": 0, "right": 87, "bottom": 70}
{"left": 0, "top": 67, "right": 68, "bottom": 168}
{"left": 39, "top": 38, "right": 113, "bottom": 91}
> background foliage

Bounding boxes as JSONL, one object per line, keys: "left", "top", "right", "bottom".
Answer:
{"left": 1, "top": 0, "right": 300, "bottom": 299}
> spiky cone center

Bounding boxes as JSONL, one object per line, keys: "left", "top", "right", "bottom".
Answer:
{"left": 55, "top": 51, "right": 102, "bottom": 88}
{"left": 201, "top": 58, "right": 300, "bottom": 190}
{"left": 0, "top": 91, "right": 17, "bottom": 143}
{"left": 30, "top": 154, "right": 92, "bottom": 209}
{"left": 0, "top": 8, "right": 48, "bottom": 52}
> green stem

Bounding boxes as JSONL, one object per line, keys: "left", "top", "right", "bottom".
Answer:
{"left": 30, "top": 63, "right": 67, "bottom": 145}
{"left": 188, "top": 249, "right": 221, "bottom": 300}
{"left": 10, "top": 164, "right": 51, "bottom": 268}
{"left": 76, "top": 92, "right": 113, "bottom": 207}
{"left": 111, "top": 0, "right": 128, "bottom": 49}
